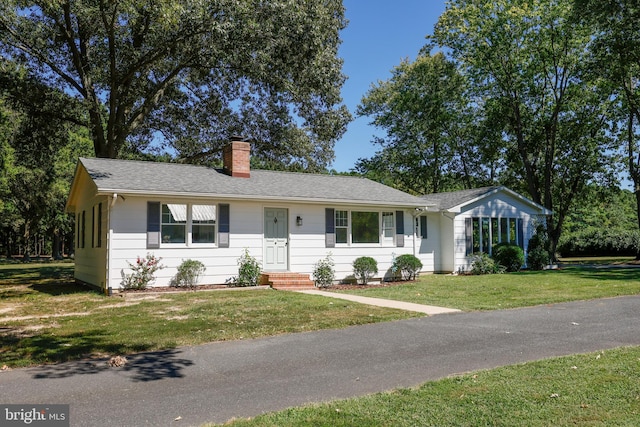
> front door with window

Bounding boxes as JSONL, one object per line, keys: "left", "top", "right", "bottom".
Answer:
{"left": 264, "top": 208, "right": 288, "bottom": 271}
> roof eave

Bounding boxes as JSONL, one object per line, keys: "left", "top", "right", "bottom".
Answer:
{"left": 94, "top": 189, "right": 428, "bottom": 208}
{"left": 445, "top": 186, "right": 553, "bottom": 215}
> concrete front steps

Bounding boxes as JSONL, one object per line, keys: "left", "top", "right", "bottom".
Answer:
{"left": 260, "top": 272, "right": 316, "bottom": 290}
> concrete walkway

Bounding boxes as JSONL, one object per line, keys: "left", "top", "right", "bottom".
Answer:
{"left": 298, "top": 289, "right": 461, "bottom": 315}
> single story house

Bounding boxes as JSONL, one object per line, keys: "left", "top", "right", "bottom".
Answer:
{"left": 65, "top": 139, "right": 551, "bottom": 292}
{"left": 419, "top": 186, "right": 552, "bottom": 273}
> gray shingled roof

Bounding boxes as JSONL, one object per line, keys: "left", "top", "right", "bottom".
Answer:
{"left": 77, "top": 157, "right": 426, "bottom": 207}
{"left": 419, "top": 186, "right": 503, "bottom": 210}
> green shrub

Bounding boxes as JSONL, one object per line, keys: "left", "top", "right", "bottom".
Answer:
{"left": 470, "top": 252, "right": 504, "bottom": 275}
{"left": 394, "top": 254, "right": 423, "bottom": 280}
{"left": 121, "top": 253, "right": 164, "bottom": 289}
{"left": 352, "top": 256, "right": 378, "bottom": 285}
{"left": 313, "top": 253, "right": 335, "bottom": 288}
{"left": 228, "top": 249, "right": 261, "bottom": 287}
{"left": 172, "top": 259, "right": 206, "bottom": 288}
{"left": 492, "top": 243, "right": 525, "bottom": 272}
{"left": 527, "top": 225, "right": 550, "bottom": 270}
{"left": 557, "top": 228, "right": 640, "bottom": 257}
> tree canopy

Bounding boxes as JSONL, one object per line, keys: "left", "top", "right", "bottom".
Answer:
{"left": 0, "top": 0, "right": 351, "bottom": 170}
{"left": 356, "top": 51, "right": 494, "bottom": 194}
{"left": 357, "top": 0, "right": 620, "bottom": 256}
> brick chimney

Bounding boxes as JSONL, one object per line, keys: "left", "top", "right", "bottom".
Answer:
{"left": 223, "top": 136, "right": 251, "bottom": 178}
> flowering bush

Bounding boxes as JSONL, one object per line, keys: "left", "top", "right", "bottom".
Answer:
{"left": 121, "top": 253, "right": 164, "bottom": 290}
{"left": 313, "top": 253, "right": 335, "bottom": 288}
{"left": 227, "top": 249, "right": 261, "bottom": 287}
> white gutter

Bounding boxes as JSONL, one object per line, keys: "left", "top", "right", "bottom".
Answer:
{"left": 94, "top": 189, "right": 428, "bottom": 209}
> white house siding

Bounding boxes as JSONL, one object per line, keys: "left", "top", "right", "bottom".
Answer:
{"left": 417, "top": 212, "right": 453, "bottom": 273}
{"left": 451, "top": 192, "right": 546, "bottom": 273}
{"left": 72, "top": 175, "right": 108, "bottom": 289}
{"left": 104, "top": 197, "right": 431, "bottom": 289}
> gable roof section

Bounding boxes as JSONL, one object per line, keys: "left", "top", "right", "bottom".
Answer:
{"left": 67, "top": 157, "right": 427, "bottom": 211}
{"left": 420, "top": 186, "right": 552, "bottom": 215}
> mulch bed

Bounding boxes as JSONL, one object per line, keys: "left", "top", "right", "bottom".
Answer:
{"left": 323, "top": 280, "right": 416, "bottom": 291}
{"left": 118, "top": 280, "right": 416, "bottom": 294}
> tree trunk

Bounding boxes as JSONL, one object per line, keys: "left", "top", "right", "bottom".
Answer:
{"left": 52, "top": 230, "right": 62, "bottom": 260}
{"left": 22, "top": 221, "right": 31, "bottom": 262}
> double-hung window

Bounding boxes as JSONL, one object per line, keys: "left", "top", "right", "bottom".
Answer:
{"left": 382, "top": 211, "right": 396, "bottom": 244}
{"left": 162, "top": 204, "right": 187, "bottom": 244}
{"left": 192, "top": 204, "right": 216, "bottom": 244}
{"left": 335, "top": 210, "right": 348, "bottom": 244}
{"left": 160, "top": 203, "right": 217, "bottom": 245}
{"left": 148, "top": 202, "right": 224, "bottom": 249}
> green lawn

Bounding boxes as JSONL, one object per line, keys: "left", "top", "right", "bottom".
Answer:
{"left": 216, "top": 346, "right": 640, "bottom": 426}
{"left": 336, "top": 266, "right": 640, "bottom": 311}
{"left": 0, "top": 263, "right": 418, "bottom": 367}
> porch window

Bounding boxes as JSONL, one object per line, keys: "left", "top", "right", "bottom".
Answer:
{"left": 472, "top": 218, "right": 480, "bottom": 253}
{"left": 491, "top": 218, "right": 499, "bottom": 245}
{"left": 162, "top": 204, "right": 186, "bottom": 243}
{"left": 509, "top": 218, "right": 517, "bottom": 244}
{"left": 466, "top": 216, "right": 525, "bottom": 255}
{"left": 481, "top": 218, "right": 490, "bottom": 253}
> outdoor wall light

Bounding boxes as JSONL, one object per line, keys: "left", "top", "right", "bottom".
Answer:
{"left": 296, "top": 216, "right": 303, "bottom": 226}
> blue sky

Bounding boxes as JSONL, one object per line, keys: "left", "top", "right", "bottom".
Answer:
{"left": 330, "top": 0, "right": 447, "bottom": 172}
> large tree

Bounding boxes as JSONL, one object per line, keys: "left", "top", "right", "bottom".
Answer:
{"left": 356, "top": 51, "right": 496, "bottom": 194}
{"left": 0, "top": 61, "right": 92, "bottom": 259}
{"left": 356, "top": 49, "right": 496, "bottom": 194}
{"left": 574, "top": 0, "right": 640, "bottom": 238}
{"left": 431, "top": 0, "right": 616, "bottom": 257}
{"left": 0, "top": 0, "right": 350, "bottom": 170}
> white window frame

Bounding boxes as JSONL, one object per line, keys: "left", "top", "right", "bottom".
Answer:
{"left": 160, "top": 203, "right": 217, "bottom": 247}
{"left": 334, "top": 209, "right": 395, "bottom": 246}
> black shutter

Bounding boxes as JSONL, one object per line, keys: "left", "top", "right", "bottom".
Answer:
{"left": 97, "top": 203, "right": 102, "bottom": 248}
{"left": 91, "top": 205, "right": 95, "bottom": 248}
{"left": 420, "top": 216, "right": 428, "bottom": 239}
{"left": 81, "top": 210, "right": 86, "bottom": 248}
{"left": 325, "top": 208, "right": 335, "bottom": 248}
{"left": 218, "top": 204, "right": 230, "bottom": 248}
{"left": 465, "top": 217, "right": 473, "bottom": 256}
{"left": 147, "top": 202, "right": 160, "bottom": 249}
{"left": 395, "top": 210, "right": 404, "bottom": 247}
{"left": 76, "top": 213, "right": 80, "bottom": 249}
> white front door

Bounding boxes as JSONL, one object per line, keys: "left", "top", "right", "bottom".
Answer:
{"left": 264, "top": 208, "right": 288, "bottom": 271}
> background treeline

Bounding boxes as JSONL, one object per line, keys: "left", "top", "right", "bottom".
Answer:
{"left": 558, "top": 186, "right": 640, "bottom": 257}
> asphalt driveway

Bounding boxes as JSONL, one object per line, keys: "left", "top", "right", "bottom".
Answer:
{"left": 1, "top": 295, "right": 639, "bottom": 426}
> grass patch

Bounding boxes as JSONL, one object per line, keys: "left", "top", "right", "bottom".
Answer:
{"left": 334, "top": 267, "right": 640, "bottom": 311}
{"left": 215, "top": 346, "right": 640, "bottom": 426}
{"left": 0, "top": 263, "right": 418, "bottom": 367}
{"left": 2, "top": 263, "right": 640, "bottom": 367}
